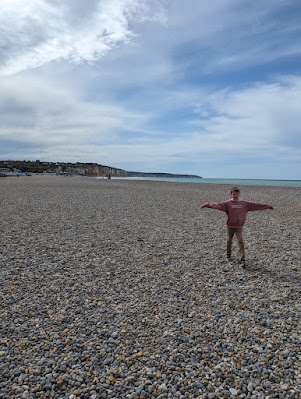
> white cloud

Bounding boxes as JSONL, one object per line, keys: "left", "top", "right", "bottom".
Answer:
{"left": 177, "top": 77, "right": 301, "bottom": 158}
{"left": 0, "top": 74, "right": 150, "bottom": 160}
{"left": 4, "top": 0, "right": 299, "bottom": 79}
{"left": 0, "top": 0, "right": 165, "bottom": 75}
{"left": 1, "top": 72, "right": 301, "bottom": 174}
{"left": 108, "top": 76, "right": 301, "bottom": 167}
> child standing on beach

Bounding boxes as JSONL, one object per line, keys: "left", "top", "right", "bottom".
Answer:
{"left": 200, "top": 187, "right": 273, "bottom": 266}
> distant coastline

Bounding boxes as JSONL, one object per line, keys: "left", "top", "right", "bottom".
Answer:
{"left": 0, "top": 160, "right": 201, "bottom": 179}
{"left": 126, "top": 171, "right": 202, "bottom": 178}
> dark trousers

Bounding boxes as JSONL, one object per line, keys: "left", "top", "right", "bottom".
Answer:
{"left": 227, "top": 227, "right": 245, "bottom": 260}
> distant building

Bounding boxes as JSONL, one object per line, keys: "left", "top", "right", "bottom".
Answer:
{"left": 0, "top": 168, "right": 11, "bottom": 174}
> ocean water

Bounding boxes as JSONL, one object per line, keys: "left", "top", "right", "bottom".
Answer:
{"left": 111, "top": 176, "right": 301, "bottom": 187}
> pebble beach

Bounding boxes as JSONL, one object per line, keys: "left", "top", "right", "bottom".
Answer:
{"left": 0, "top": 175, "right": 300, "bottom": 399}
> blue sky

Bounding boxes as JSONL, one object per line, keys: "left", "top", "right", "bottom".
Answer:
{"left": 0, "top": 0, "right": 301, "bottom": 179}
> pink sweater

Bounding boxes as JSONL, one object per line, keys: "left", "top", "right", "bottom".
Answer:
{"left": 202, "top": 200, "right": 273, "bottom": 228}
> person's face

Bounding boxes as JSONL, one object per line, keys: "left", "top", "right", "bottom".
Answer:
{"left": 231, "top": 190, "right": 240, "bottom": 200}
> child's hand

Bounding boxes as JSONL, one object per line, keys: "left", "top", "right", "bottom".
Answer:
{"left": 200, "top": 204, "right": 205, "bottom": 209}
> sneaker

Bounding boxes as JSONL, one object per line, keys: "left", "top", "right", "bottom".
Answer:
{"left": 227, "top": 255, "right": 232, "bottom": 261}
{"left": 241, "top": 259, "right": 246, "bottom": 266}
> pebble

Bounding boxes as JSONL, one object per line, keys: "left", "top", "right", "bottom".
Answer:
{"left": 229, "top": 388, "right": 238, "bottom": 396}
{"left": 0, "top": 176, "right": 300, "bottom": 398}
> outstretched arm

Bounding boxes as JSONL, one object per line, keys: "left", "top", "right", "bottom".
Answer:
{"left": 247, "top": 202, "right": 274, "bottom": 211}
{"left": 200, "top": 202, "right": 228, "bottom": 212}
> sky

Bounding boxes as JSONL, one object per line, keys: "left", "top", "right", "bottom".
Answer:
{"left": 1, "top": 0, "right": 301, "bottom": 179}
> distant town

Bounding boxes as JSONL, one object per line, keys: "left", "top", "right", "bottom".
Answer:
{"left": 0, "top": 160, "right": 201, "bottom": 178}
